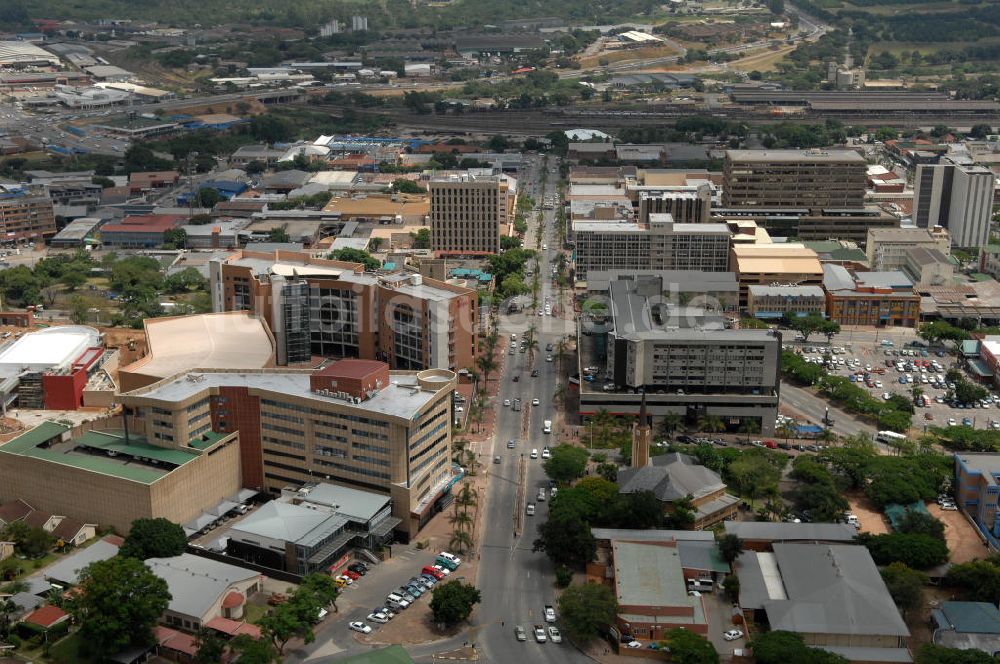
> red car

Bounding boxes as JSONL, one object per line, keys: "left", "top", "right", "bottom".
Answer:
{"left": 343, "top": 570, "right": 360, "bottom": 580}
{"left": 422, "top": 566, "right": 445, "bottom": 580}
{"left": 763, "top": 440, "right": 777, "bottom": 449}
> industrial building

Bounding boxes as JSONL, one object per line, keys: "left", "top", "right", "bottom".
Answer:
{"left": 722, "top": 149, "right": 867, "bottom": 210}
{"left": 121, "top": 360, "right": 458, "bottom": 537}
{"left": 0, "top": 42, "right": 61, "bottom": 67}
{"left": 208, "top": 250, "right": 477, "bottom": 372}
{"left": 429, "top": 174, "right": 509, "bottom": 256}
{"left": 914, "top": 159, "right": 995, "bottom": 248}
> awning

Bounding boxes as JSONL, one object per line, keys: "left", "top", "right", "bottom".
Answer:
{"left": 208, "top": 500, "right": 239, "bottom": 517}
{"left": 184, "top": 513, "right": 218, "bottom": 533}
{"left": 371, "top": 516, "right": 402, "bottom": 538}
{"left": 228, "top": 488, "right": 259, "bottom": 503}
{"left": 968, "top": 358, "right": 994, "bottom": 378}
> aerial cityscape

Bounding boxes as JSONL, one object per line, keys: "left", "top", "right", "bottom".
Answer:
{"left": 0, "top": 0, "right": 999, "bottom": 662}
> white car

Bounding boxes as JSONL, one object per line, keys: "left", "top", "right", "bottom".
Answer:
{"left": 367, "top": 612, "right": 390, "bottom": 624}
{"left": 724, "top": 629, "right": 744, "bottom": 641}
{"left": 547, "top": 626, "right": 562, "bottom": 643}
{"left": 349, "top": 621, "right": 372, "bottom": 634}
{"left": 438, "top": 552, "right": 462, "bottom": 566}
{"left": 532, "top": 398, "right": 540, "bottom": 406}
{"left": 534, "top": 625, "right": 547, "bottom": 642}
{"left": 541, "top": 448, "right": 551, "bottom": 459}
{"left": 504, "top": 399, "right": 511, "bottom": 407}
{"left": 626, "top": 641, "right": 642, "bottom": 648}
{"left": 530, "top": 448, "right": 538, "bottom": 459}
{"left": 546, "top": 355, "right": 553, "bottom": 362}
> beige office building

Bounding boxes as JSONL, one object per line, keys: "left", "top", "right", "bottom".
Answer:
{"left": 429, "top": 174, "right": 508, "bottom": 255}
{"left": 866, "top": 226, "right": 951, "bottom": 271}
{"left": 723, "top": 149, "right": 867, "bottom": 209}
{"left": 123, "top": 360, "right": 457, "bottom": 537}
{"left": 730, "top": 244, "right": 824, "bottom": 309}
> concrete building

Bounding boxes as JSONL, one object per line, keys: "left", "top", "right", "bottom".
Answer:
{"left": 914, "top": 160, "right": 995, "bottom": 247}
{"left": 711, "top": 206, "right": 899, "bottom": 246}
{"left": 980, "top": 245, "right": 1000, "bottom": 281}
{"left": 429, "top": 174, "right": 508, "bottom": 256}
{"left": 956, "top": 452, "right": 1000, "bottom": 548}
{"left": 581, "top": 276, "right": 781, "bottom": 434}
{"left": 730, "top": 244, "right": 824, "bottom": 309}
{"left": 147, "top": 553, "right": 263, "bottom": 632}
{"left": 574, "top": 215, "right": 731, "bottom": 281}
{"left": 902, "top": 246, "right": 954, "bottom": 289}
{"left": 209, "top": 250, "right": 477, "bottom": 371}
{"left": 227, "top": 482, "right": 397, "bottom": 575}
{"left": 0, "top": 325, "right": 105, "bottom": 410}
{"left": 638, "top": 189, "right": 711, "bottom": 224}
{"left": 121, "top": 360, "right": 458, "bottom": 538}
{"left": 736, "top": 543, "right": 910, "bottom": 663}
{"left": 723, "top": 522, "right": 858, "bottom": 551}
{"left": 722, "top": 149, "right": 867, "bottom": 209}
{"left": 866, "top": 226, "right": 951, "bottom": 271}
{"left": 823, "top": 265, "right": 920, "bottom": 327}
{"left": 585, "top": 271, "right": 740, "bottom": 312}
{"left": 99, "top": 214, "right": 186, "bottom": 248}
{"left": 0, "top": 184, "right": 56, "bottom": 241}
{"left": 746, "top": 285, "right": 826, "bottom": 320}
{"left": 0, "top": 420, "right": 242, "bottom": 535}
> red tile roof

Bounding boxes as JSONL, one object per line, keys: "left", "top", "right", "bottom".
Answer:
{"left": 101, "top": 214, "right": 185, "bottom": 234}
{"left": 222, "top": 591, "right": 245, "bottom": 609}
{"left": 205, "top": 616, "right": 262, "bottom": 639}
{"left": 23, "top": 605, "right": 68, "bottom": 629}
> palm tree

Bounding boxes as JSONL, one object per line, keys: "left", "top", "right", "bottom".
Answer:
{"left": 448, "top": 529, "right": 474, "bottom": 555}
{"left": 660, "top": 412, "right": 684, "bottom": 439}
{"left": 455, "top": 483, "right": 478, "bottom": 513}
{"left": 697, "top": 414, "right": 725, "bottom": 435}
{"left": 449, "top": 509, "right": 474, "bottom": 533}
{"left": 777, "top": 422, "right": 796, "bottom": 443}
{"left": 911, "top": 385, "right": 924, "bottom": 406}
{"left": 740, "top": 418, "right": 761, "bottom": 444}
{"left": 525, "top": 337, "right": 539, "bottom": 363}
{"left": 476, "top": 354, "right": 497, "bottom": 385}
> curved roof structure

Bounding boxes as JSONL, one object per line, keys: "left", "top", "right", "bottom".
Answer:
{"left": 0, "top": 325, "right": 101, "bottom": 378}
{"left": 119, "top": 312, "right": 274, "bottom": 392}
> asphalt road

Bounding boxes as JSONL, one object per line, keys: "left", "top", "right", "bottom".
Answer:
{"left": 780, "top": 381, "right": 874, "bottom": 439}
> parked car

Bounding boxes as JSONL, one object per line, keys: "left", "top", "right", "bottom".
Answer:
{"left": 515, "top": 625, "right": 527, "bottom": 641}
{"left": 349, "top": 622, "right": 372, "bottom": 634}
{"left": 724, "top": 629, "right": 744, "bottom": 641}
{"left": 367, "top": 612, "right": 390, "bottom": 624}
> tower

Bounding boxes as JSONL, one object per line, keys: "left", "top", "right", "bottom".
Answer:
{"left": 632, "top": 392, "right": 651, "bottom": 469}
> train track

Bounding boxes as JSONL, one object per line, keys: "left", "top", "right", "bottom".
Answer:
{"left": 293, "top": 102, "right": 1000, "bottom": 134}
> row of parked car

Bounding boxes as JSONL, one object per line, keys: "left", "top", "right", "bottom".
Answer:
{"left": 348, "top": 552, "right": 463, "bottom": 635}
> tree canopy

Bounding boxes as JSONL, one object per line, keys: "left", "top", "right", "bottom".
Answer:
{"left": 120, "top": 518, "right": 188, "bottom": 560}
{"left": 557, "top": 582, "right": 618, "bottom": 642}
{"left": 430, "top": 580, "right": 482, "bottom": 626}
{"left": 860, "top": 532, "right": 949, "bottom": 570}
{"left": 661, "top": 628, "right": 719, "bottom": 664}
{"left": 880, "top": 562, "right": 928, "bottom": 616}
{"left": 71, "top": 556, "right": 171, "bottom": 656}
{"left": 327, "top": 248, "right": 381, "bottom": 271}
{"left": 542, "top": 444, "right": 590, "bottom": 483}
{"left": 751, "top": 630, "right": 849, "bottom": 664}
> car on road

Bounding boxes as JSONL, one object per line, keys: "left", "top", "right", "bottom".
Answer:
{"left": 531, "top": 369, "right": 539, "bottom": 377}
{"left": 515, "top": 625, "right": 527, "bottom": 641}
{"left": 530, "top": 448, "right": 538, "bottom": 459}
{"left": 507, "top": 439, "right": 516, "bottom": 448}
{"left": 335, "top": 574, "right": 353, "bottom": 586}
{"left": 534, "top": 625, "right": 547, "bottom": 642}
{"left": 367, "top": 612, "right": 389, "bottom": 623}
{"left": 547, "top": 626, "right": 562, "bottom": 643}
{"left": 724, "top": 629, "right": 744, "bottom": 641}
{"left": 541, "top": 448, "right": 551, "bottom": 459}
{"left": 504, "top": 399, "right": 511, "bottom": 407}
{"left": 349, "top": 622, "right": 372, "bottom": 634}
{"left": 544, "top": 605, "right": 556, "bottom": 622}
{"left": 546, "top": 355, "right": 553, "bottom": 362}
{"left": 532, "top": 398, "right": 540, "bottom": 406}
{"left": 494, "top": 455, "right": 501, "bottom": 464}
{"left": 526, "top": 503, "right": 536, "bottom": 516}
{"left": 546, "top": 343, "right": 554, "bottom": 351}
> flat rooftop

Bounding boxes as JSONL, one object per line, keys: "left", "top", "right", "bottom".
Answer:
{"left": 726, "top": 149, "right": 866, "bottom": 164}
{"left": 0, "top": 421, "right": 204, "bottom": 484}
{"left": 131, "top": 370, "right": 444, "bottom": 420}
{"left": 613, "top": 540, "right": 698, "bottom": 611}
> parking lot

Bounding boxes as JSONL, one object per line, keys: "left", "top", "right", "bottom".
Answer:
{"left": 789, "top": 338, "right": 1000, "bottom": 432}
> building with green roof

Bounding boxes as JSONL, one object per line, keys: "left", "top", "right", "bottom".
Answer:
{"left": 0, "top": 420, "right": 241, "bottom": 534}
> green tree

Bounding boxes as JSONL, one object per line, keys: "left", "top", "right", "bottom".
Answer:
{"left": 164, "top": 267, "right": 208, "bottom": 293}
{"left": 70, "top": 556, "right": 171, "bottom": 656}
{"left": 557, "top": 582, "right": 618, "bottom": 642}
{"left": 859, "top": 533, "right": 949, "bottom": 569}
{"left": 429, "top": 580, "right": 481, "bottom": 626}
{"left": 194, "top": 628, "right": 226, "bottom": 664}
{"left": 411, "top": 227, "right": 431, "bottom": 248}
{"left": 915, "top": 643, "right": 997, "bottom": 664}
{"left": 392, "top": 178, "right": 426, "bottom": 194}
{"left": 660, "top": 628, "right": 719, "bottom": 664}
{"left": 897, "top": 511, "right": 945, "bottom": 540}
{"left": 197, "top": 187, "right": 223, "bottom": 207}
{"left": 162, "top": 227, "right": 188, "bottom": 250}
{"left": 267, "top": 227, "right": 290, "bottom": 243}
{"left": 120, "top": 518, "right": 188, "bottom": 560}
{"left": 328, "top": 248, "right": 380, "bottom": 271}
{"left": 229, "top": 633, "right": 279, "bottom": 664}
{"left": 880, "top": 562, "right": 927, "bottom": 617}
{"left": 61, "top": 267, "right": 88, "bottom": 291}
{"left": 543, "top": 444, "right": 590, "bottom": 483}
{"left": 717, "top": 533, "right": 743, "bottom": 565}
{"left": 244, "top": 160, "right": 266, "bottom": 175}
{"left": 785, "top": 312, "right": 825, "bottom": 342}
{"left": 532, "top": 510, "right": 596, "bottom": 568}
{"left": 751, "top": 630, "right": 848, "bottom": 664}
{"left": 944, "top": 558, "right": 1000, "bottom": 603}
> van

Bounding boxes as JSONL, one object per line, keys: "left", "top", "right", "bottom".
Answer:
{"left": 434, "top": 556, "right": 458, "bottom": 571}
{"left": 386, "top": 593, "right": 410, "bottom": 608}
{"left": 543, "top": 420, "right": 552, "bottom": 434}
{"left": 687, "top": 578, "right": 714, "bottom": 592}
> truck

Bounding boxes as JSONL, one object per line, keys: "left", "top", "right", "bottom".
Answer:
{"left": 544, "top": 605, "right": 556, "bottom": 623}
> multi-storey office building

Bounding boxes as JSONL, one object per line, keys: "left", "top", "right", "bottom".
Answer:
{"left": 573, "top": 214, "right": 731, "bottom": 281}
{"left": 638, "top": 189, "right": 711, "bottom": 224}
{"left": 579, "top": 277, "right": 781, "bottom": 434}
{"left": 914, "top": 159, "right": 994, "bottom": 248}
{"left": 209, "top": 250, "right": 477, "bottom": 371}
{"left": 722, "top": 149, "right": 867, "bottom": 209}
{"left": 730, "top": 244, "right": 824, "bottom": 309}
{"left": 122, "top": 360, "right": 458, "bottom": 537}
{"left": 866, "top": 226, "right": 951, "bottom": 271}
{"left": 0, "top": 184, "right": 56, "bottom": 242}
{"left": 823, "top": 265, "right": 920, "bottom": 327}
{"left": 429, "top": 173, "right": 508, "bottom": 255}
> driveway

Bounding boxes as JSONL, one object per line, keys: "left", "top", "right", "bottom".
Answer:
{"left": 928, "top": 503, "right": 989, "bottom": 564}
{"left": 703, "top": 591, "right": 745, "bottom": 655}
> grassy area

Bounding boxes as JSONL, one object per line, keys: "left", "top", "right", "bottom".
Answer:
{"left": 47, "top": 632, "right": 101, "bottom": 664}
{"left": 244, "top": 602, "right": 268, "bottom": 625}
{"left": 729, "top": 44, "right": 799, "bottom": 72}
{"left": 578, "top": 43, "right": 682, "bottom": 68}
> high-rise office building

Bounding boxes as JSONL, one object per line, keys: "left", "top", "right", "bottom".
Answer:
{"left": 722, "top": 149, "right": 867, "bottom": 209}
{"left": 0, "top": 184, "right": 56, "bottom": 242}
{"left": 429, "top": 174, "right": 508, "bottom": 256}
{"left": 914, "top": 159, "right": 994, "bottom": 248}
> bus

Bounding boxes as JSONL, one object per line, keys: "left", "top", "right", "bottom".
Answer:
{"left": 875, "top": 431, "right": 907, "bottom": 445}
